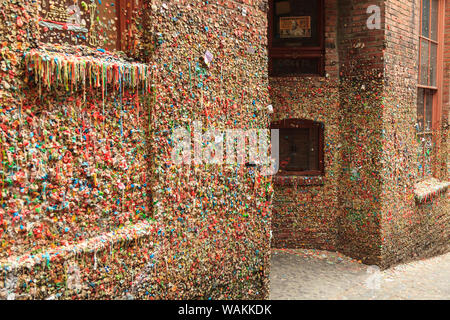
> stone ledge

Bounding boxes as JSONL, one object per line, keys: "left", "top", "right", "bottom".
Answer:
{"left": 414, "top": 178, "right": 450, "bottom": 203}
{"left": 23, "top": 45, "right": 151, "bottom": 93}
{"left": 0, "top": 221, "right": 155, "bottom": 271}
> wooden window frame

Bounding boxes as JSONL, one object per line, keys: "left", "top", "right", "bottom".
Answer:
{"left": 417, "top": 0, "right": 445, "bottom": 177}
{"left": 417, "top": 0, "right": 444, "bottom": 131}
{"left": 271, "top": 119, "right": 325, "bottom": 176}
{"left": 268, "top": 0, "right": 325, "bottom": 77}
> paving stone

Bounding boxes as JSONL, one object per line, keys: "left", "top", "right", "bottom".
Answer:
{"left": 270, "top": 249, "right": 450, "bottom": 300}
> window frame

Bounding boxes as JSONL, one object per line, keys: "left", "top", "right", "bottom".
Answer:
{"left": 271, "top": 118, "right": 325, "bottom": 176}
{"left": 268, "top": 0, "right": 325, "bottom": 77}
{"left": 416, "top": 0, "right": 445, "bottom": 178}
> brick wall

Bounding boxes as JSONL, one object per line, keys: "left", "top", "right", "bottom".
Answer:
{"left": 145, "top": 0, "right": 272, "bottom": 299}
{"left": 0, "top": 0, "right": 272, "bottom": 300}
{"left": 380, "top": 0, "right": 449, "bottom": 268}
{"left": 336, "top": 0, "right": 385, "bottom": 265}
{"left": 271, "top": 0, "right": 448, "bottom": 268}
{"left": 270, "top": 0, "right": 387, "bottom": 265}
{"left": 270, "top": 0, "right": 387, "bottom": 264}
{"left": 0, "top": 0, "right": 159, "bottom": 299}
{"left": 270, "top": 0, "right": 341, "bottom": 252}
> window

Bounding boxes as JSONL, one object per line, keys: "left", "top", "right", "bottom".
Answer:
{"left": 417, "top": 0, "right": 444, "bottom": 177}
{"left": 268, "top": 0, "right": 325, "bottom": 76}
{"left": 39, "top": 0, "right": 137, "bottom": 52}
{"left": 271, "top": 119, "right": 324, "bottom": 176}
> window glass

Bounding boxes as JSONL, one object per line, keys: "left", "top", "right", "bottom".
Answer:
{"left": 417, "top": 88, "right": 425, "bottom": 131}
{"left": 430, "top": 43, "right": 438, "bottom": 86}
{"left": 278, "top": 126, "right": 320, "bottom": 173}
{"left": 431, "top": 0, "right": 439, "bottom": 40}
{"left": 425, "top": 91, "right": 433, "bottom": 131}
{"left": 272, "top": 0, "right": 320, "bottom": 47}
{"left": 279, "top": 128, "right": 310, "bottom": 172}
{"left": 422, "top": 0, "right": 430, "bottom": 38}
{"left": 417, "top": 89, "right": 434, "bottom": 132}
{"left": 420, "top": 39, "right": 429, "bottom": 85}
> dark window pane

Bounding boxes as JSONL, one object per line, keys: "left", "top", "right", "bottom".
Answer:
{"left": 278, "top": 127, "right": 319, "bottom": 172}
{"left": 425, "top": 90, "right": 433, "bottom": 131}
{"left": 431, "top": 0, "right": 439, "bottom": 40}
{"left": 430, "top": 42, "right": 438, "bottom": 86}
{"left": 420, "top": 39, "right": 429, "bottom": 85}
{"left": 279, "top": 128, "right": 310, "bottom": 171}
{"left": 417, "top": 88, "right": 425, "bottom": 132}
{"left": 309, "top": 127, "right": 319, "bottom": 171}
{"left": 272, "top": 58, "right": 319, "bottom": 76}
{"left": 273, "top": 0, "right": 320, "bottom": 47}
{"left": 422, "top": 0, "right": 430, "bottom": 38}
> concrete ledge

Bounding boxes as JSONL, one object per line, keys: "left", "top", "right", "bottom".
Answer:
{"left": 0, "top": 221, "right": 155, "bottom": 271}
{"left": 414, "top": 178, "right": 450, "bottom": 203}
{"left": 24, "top": 46, "right": 151, "bottom": 92}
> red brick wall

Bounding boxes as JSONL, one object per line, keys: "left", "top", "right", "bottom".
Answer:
{"left": 338, "top": 0, "right": 385, "bottom": 72}
{"left": 270, "top": 0, "right": 341, "bottom": 252}
{"left": 271, "top": 0, "right": 388, "bottom": 266}
{"left": 270, "top": 0, "right": 448, "bottom": 268}
{"left": 336, "top": 0, "right": 385, "bottom": 265}
{"left": 381, "top": 0, "right": 449, "bottom": 268}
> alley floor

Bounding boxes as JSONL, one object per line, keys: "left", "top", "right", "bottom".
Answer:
{"left": 269, "top": 248, "right": 450, "bottom": 300}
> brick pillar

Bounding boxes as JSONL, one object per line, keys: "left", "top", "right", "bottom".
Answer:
{"left": 337, "top": 0, "right": 385, "bottom": 265}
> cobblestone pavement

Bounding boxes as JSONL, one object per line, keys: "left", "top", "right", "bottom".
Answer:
{"left": 270, "top": 248, "right": 450, "bottom": 300}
